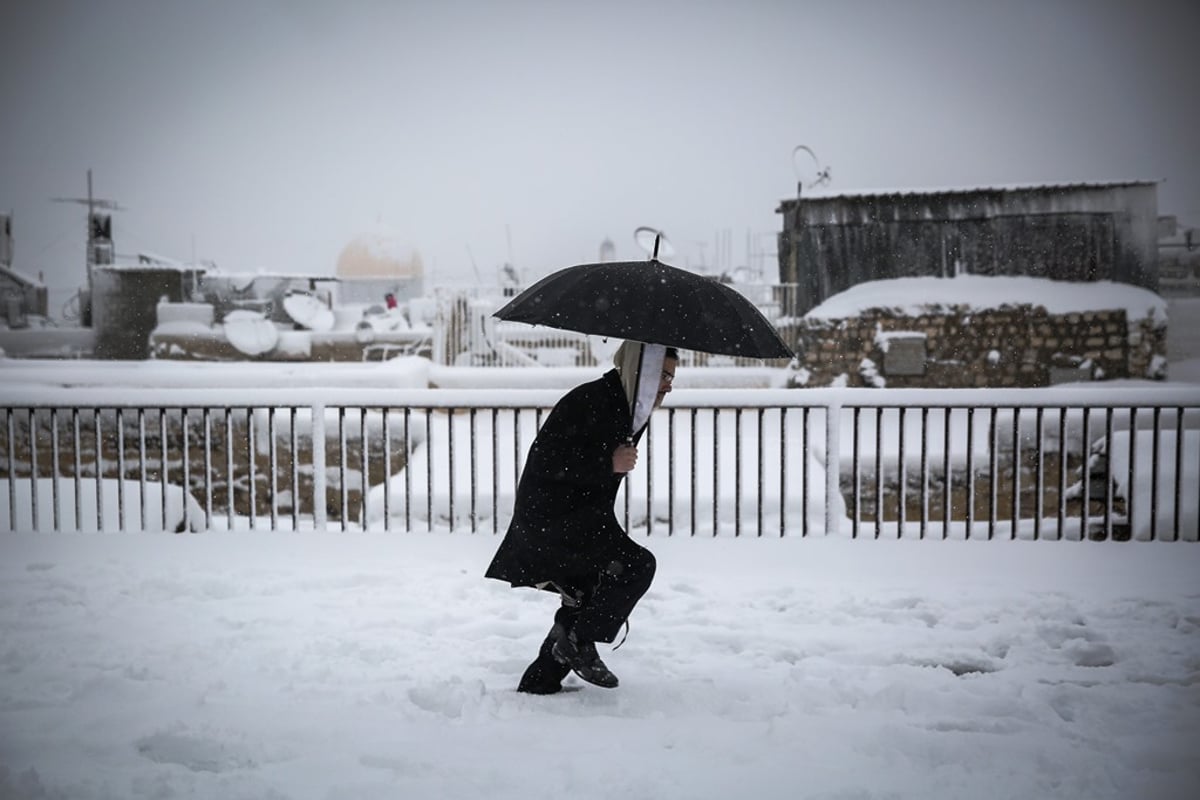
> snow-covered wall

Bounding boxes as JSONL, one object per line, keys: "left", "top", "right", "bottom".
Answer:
{"left": 796, "top": 307, "right": 1167, "bottom": 388}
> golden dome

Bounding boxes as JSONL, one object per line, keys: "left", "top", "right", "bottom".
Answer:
{"left": 335, "top": 232, "right": 423, "bottom": 279}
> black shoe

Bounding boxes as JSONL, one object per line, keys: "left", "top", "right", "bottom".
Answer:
{"left": 517, "top": 624, "right": 572, "bottom": 694}
{"left": 551, "top": 628, "right": 619, "bottom": 688}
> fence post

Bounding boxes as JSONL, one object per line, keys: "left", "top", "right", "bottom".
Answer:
{"left": 824, "top": 402, "right": 841, "bottom": 536}
{"left": 311, "top": 403, "right": 326, "bottom": 531}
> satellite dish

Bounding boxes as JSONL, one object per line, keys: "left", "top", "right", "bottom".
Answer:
{"left": 354, "top": 319, "right": 376, "bottom": 344}
{"left": 282, "top": 291, "right": 335, "bottom": 332}
{"left": 792, "top": 145, "right": 831, "bottom": 192}
{"left": 223, "top": 310, "right": 279, "bottom": 356}
{"left": 634, "top": 227, "right": 675, "bottom": 259}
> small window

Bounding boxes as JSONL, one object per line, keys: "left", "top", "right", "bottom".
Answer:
{"left": 882, "top": 334, "right": 927, "bottom": 376}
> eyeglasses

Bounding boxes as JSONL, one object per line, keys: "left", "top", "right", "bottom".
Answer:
{"left": 660, "top": 371, "right": 675, "bottom": 385}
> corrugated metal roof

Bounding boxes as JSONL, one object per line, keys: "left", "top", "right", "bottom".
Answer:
{"left": 779, "top": 180, "right": 1159, "bottom": 207}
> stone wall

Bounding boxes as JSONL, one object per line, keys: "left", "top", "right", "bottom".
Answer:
{"left": 790, "top": 305, "right": 1168, "bottom": 388}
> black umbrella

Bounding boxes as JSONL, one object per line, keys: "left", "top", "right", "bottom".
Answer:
{"left": 493, "top": 259, "right": 794, "bottom": 359}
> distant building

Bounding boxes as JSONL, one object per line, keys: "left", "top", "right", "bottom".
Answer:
{"left": 0, "top": 264, "right": 48, "bottom": 329}
{"left": 776, "top": 181, "right": 1159, "bottom": 316}
{"left": 1157, "top": 215, "right": 1200, "bottom": 297}
{"left": 92, "top": 264, "right": 203, "bottom": 359}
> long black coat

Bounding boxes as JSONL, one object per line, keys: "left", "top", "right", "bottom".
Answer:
{"left": 485, "top": 368, "right": 642, "bottom": 589}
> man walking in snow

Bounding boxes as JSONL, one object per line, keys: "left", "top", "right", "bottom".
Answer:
{"left": 485, "top": 341, "right": 677, "bottom": 692}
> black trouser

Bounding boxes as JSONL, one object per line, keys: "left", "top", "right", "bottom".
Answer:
{"left": 571, "top": 535, "right": 656, "bottom": 644}
{"left": 517, "top": 538, "right": 655, "bottom": 692}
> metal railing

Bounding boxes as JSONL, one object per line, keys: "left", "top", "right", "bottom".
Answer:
{"left": 433, "top": 284, "right": 801, "bottom": 368}
{"left": 2, "top": 385, "right": 1198, "bottom": 540}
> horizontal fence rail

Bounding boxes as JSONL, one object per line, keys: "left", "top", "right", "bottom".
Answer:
{"left": 2, "top": 385, "right": 1198, "bottom": 540}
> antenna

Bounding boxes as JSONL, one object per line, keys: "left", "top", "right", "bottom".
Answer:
{"left": 52, "top": 169, "right": 125, "bottom": 287}
{"left": 464, "top": 243, "right": 482, "bottom": 282}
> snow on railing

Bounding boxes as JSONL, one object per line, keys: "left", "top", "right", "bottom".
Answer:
{"left": 2, "top": 385, "right": 1199, "bottom": 540}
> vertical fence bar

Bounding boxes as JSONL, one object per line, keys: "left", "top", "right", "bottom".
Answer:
{"left": 27, "top": 409, "right": 38, "bottom": 531}
{"left": 796, "top": 407, "right": 806, "bottom": 537}
{"left": 712, "top": 409, "right": 719, "bottom": 537}
{"left": 897, "top": 407, "right": 906, "bottom": 539}
{"left": 1080, "top": 407, "right": 1091, "bottom": 542}
{"left": 115, "top": 408, "right": 126, "bottom": 532}
{"left": 362, "top": 407, "right": 371, "bottom": 530}
{"left": 405, "top": 408, "right": 414, "bottom": 532}
{"left": 290, "top": 408, "right": 299, "bottom": 531}
{"left": 268, "top": 408, "right": 278, "bottom": 531}
{"left": 50, "top": 409, "right": 61, "bottom": 532}
{"left": 160, "top": 409, "right": 169, "bottom": 531}
{"left": 384, "top": 408, "right": 393, "bottom": 532}
{"left": 338, "top": 407, "right": 348, "bottom": 531}
{"left": 873, "top": 408, "right": 883, "bottom": 540}
{"left": 447, "top": 408, "right": 456, "bottom": 532}
{"left": 690, "top": 408, "right": 697, "bottom": 536}
{"left": 490, "top": 408, "right": 499, "bottom": 535}
{"left": 470, "top": 407, "right": 480, "bottom": 533}
{"left": 244, "top": 408, "right": 254, "bottom": 532}
{"left": 1010, "top": 408, "right": 1020, "bottom": 539}
{"left": 920, "top": 407, "right": 929, "bottom": 539}
{"left": 72, "top": 409, "right": 81, "bottom": 531}
{"left": 669, "top": 409, "right": 677, "bottom": 537}
{"left": 138, "top": 409, "right": 148, "bottom": 530}
{"left": 965, "top": 407, "right": 975, "bottom": 540}
{"left": 734, "top": 408, "right": 742, "bottom": 537}
{"left": 824, "top": 404, "right": 841, "bottom": 538}
{"left": 1057, "top": 408, "right": 1067, "bottom": 540}
{"left": 943, "top": 408, "right": 952, "bottom": 540}
{"left": 225, "top": 408, "right": 234, "bottom": 529}
{"left": 851, "top": 407, "right": 861, "bottom": 539}
{"left": 1150, "top": 407, "right": 1161, "bottom": 541}
{"left": 988, "top": 408, "right": 998, "bottom": 540}
{"left": 1126, "top": 408, "right": 1137, "bottom": 541}
{"left": 311, "top": 403, "right": 327, "bottom": 531}
{"left": 1173, "top": 408, "right": 1184, "bottom": 543}
{"left": 757, "top": 408, "right": 765, "bottom": 537}
{"left": 182, "top": 409, "right": 191, "bottom": 533}
{"left": 202, "top": 409, "right": 213, "bottom": 530}
{"left": 94, "top": 409, "right": 104, "bottom": 531}
{"left": 512, "top": 408, "right": 521, "bottom": 534}
{"left": 1033, "top": 407, "right": 1044, "bottom": 541}
{"left": 426, "top": 409, "right": 433, "bottom": 532}
{"left": 1103, "top": 408, "right": 1114, "bottom": 540}
{"left": 6, "top": 410, "right": 15, "bottom": 530}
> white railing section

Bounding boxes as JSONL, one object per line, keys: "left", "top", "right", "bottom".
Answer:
{"left": 2, "top": 386, "right": 1198, "bottom": 540}
{"left": 435, "top": 284, "right": 800, "bottom": 368}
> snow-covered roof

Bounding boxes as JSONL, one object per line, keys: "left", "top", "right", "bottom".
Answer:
{"left": 804, "top": 275, "right": 1167, "bottom": 323}
{"left": 0, "top": 264, "right": 45, "bottom": 288}
{"left": 782, "top": 180, "right": 1158, "bottom": 206}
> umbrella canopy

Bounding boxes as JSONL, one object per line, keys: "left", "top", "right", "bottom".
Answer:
{"left": 494, "top": 259, "right": 793, "bottom": 359}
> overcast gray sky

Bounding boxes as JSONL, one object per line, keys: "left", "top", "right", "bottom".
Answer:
{"left": 2, "top": 0, "right": 1197, "bottom": 300}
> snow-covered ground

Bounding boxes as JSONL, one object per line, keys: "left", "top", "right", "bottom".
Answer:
{"left": 1, "top": 533, "right": 1197, "bottom": 800}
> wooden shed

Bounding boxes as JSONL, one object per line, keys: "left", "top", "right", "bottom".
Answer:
{"left": 776, "top": 182, "right": 1159, "bottom": 316}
